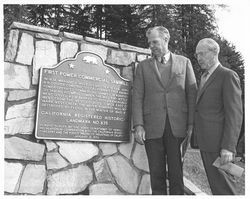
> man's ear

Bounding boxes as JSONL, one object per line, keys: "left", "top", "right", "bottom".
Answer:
{"left": 164, "top": 38, "right": 169, "bottom": 44}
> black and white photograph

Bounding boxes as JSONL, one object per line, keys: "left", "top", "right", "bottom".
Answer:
{"left": 2, "top": 0, "right": 249, "bottom": 196}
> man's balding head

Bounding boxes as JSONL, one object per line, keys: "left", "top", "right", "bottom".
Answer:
{"left": 196, "top": 38, "right": 220, "bottom": 55}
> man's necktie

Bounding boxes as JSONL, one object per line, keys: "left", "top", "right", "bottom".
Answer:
{"left": 199, "top": 71, "right": 209, "bottom": 90}
{"left": 161, "top": 56, "right": 167, "bottom": 64}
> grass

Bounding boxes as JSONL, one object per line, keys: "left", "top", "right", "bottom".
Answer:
{"left": 183, "top": 146, "right": 245, "bottom": 195}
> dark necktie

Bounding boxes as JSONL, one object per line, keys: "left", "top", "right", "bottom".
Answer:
{"left": 161, "top": 56, "right": 167, "bottom": 64}
{"left": 199, "top": 71, "right": 209, "bottom": 90}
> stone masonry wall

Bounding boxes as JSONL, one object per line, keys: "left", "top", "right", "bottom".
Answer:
{"left": 4, "top": 22, "right": 156, "bottom": 195}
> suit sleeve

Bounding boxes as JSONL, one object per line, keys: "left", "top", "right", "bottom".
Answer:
{"left": 185, "top": 59, "right": 198, "bottom": 125}
{"left": 132, "top": 62, "right": 145, "bottom": 128}
{"left": 221, "top": 71, "right": 243, "bottom": 153}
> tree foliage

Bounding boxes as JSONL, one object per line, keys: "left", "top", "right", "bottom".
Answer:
{"left": 4, "top": 4, "right": 244, "bottom": 91}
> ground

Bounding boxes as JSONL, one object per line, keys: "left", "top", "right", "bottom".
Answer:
{"left": 183, "top": 146, "right": 245, "bottom": 195}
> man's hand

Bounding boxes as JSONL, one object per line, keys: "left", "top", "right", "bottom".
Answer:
{"left": 220, "top": 149, "right": 234, "bottom": 165}
{"left": 134, "top": 125, "right": 146, "bottom": 145}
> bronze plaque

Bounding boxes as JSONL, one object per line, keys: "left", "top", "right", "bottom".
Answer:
{"left": 35, "top": 51, "right": 131, "bottom": 142}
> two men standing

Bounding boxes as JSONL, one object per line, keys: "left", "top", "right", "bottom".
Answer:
{"left": 132, "top": 26, "right": 243, "bottom": 195}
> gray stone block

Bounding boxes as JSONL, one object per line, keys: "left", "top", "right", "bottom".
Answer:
{"left": 5, "top": 100, "right": 36, "bottom": 120}
{"left": 60, "top": 41, "right": 78, "bottom": 61}
{"left": 4, "top": 161, "right": 24, "bottom": 193}
{"left": 57, "top": 141, "right": 99, "bottom": 164}
{"left": 138, "top": 174, "right": 151, "bottom": 194}
{"left": 80, "top": 42, "right": 108, "bottom": 61}
{"left": 120, "top": 43, "right": 151, "bottom": 54}
{"left": 44, "top": 140, "right": 58, "bottom": 152}
{"left": 46, "top": 151, "right": 69, "bottom": 170}
{"left": 63, "top": 32, "right": 83, "bottom": 40}
{"left": 32, "top": 40, "right": 57, "bottom": 85}
{"left": 118, "top": 133, "right": 134, "bottom": 159}
{"left": 10, "top": 22, "right": 59, "bottom": 35}
{"left": 137, "top": 54, "right": 148, "bottom": 62}
{"left": 5, "top": 29, "right": 19, "bottom": 62}
{"left": 93, "top": 159, "right": 112, "bottom": 183}
{"left": 106, "top": 155, "right": 139, "bottom": 194}
{"left": 16, "top": 33, "right": 34, "bottom": 65}
{"left": 18, "top": 164, "right": 46, "bottom": 194}
{"left": 121, "top": 66, "right": 134, "bottom": 81}
{"left": 4, "top": 62, "right": 30, "bottom": 89}
{"left": 106, "top": 49, "right": 136, "bottom": 66}
{"left": 5, "top": 136, "right": 45, "bottom": 161}
{"left": 99, "top": 143, "right": 117, "bottom": 156}
{"left": 132, "top": 143, "right": 149, "bottom": 172}
{"left": 47, "top": 164, "right": 93, "bottom": 195}
{"left": 4, "top": 117, "right": 34, "bottom": 135}
{"left": 8, "top": 90, "right": 37, "bottom": 101}
{"left": 85, "top": 36, "right": 119, "bottom": 48}
{"left": 35, "top": 33, "right": 62, "bottom": 42}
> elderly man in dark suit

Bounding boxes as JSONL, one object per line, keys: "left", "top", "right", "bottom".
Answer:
{"left": 132, "top": 26, "right": 197, "bottom": 195}
{"left": 194, "top": 38, "right": 243, "bottom": 194}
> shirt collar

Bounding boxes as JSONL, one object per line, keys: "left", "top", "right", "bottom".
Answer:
{"left": 163, "top": 51, "right": 171, "bottom": 63}
{"left": 207, "top": 62, "right": 220, "bottom": 76}
{"left": 154, "top": 51, "right": 171, "bottom": 63}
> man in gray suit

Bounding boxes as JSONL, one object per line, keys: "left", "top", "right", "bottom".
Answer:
{"left": 132, "top": 26, "right": 197, "bottom": 194}
{"left": 194, "top": 38, "right": 243, "bottom": 194}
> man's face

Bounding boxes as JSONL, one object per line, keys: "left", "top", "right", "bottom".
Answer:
{"left": 195, "top": 44, "right": 216, "bottom": 70}
{"left": 147, "top": 30, "right": 167, "bottom": 57}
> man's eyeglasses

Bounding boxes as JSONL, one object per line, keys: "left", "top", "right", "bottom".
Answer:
{"left": 194, "top": 50, "right": 211, "bottom": 59}
{"left": 194, "top": 52, "right": 204, "bottom": 59}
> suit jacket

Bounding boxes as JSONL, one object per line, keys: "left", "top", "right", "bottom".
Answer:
{"left": 132, "top": 53, "right": 197, "bottom": 139}
{"left": 194, "top": 65, "right": 243, "bottom": 153}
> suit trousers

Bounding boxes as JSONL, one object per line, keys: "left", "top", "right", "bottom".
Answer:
{"left": 200, "top": 150, "right": 237, "bottom": 195}
{"left": 144, "top": 114, "right": 184, "bottom": 195}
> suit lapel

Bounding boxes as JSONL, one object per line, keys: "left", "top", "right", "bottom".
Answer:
{"left": 149, "top": 53, "right": 177, "bottom": 90}
{"left": 196, "top": 65, "right": 222, "bottom": 103}
{"left": 149, "top": 58, "right": 165, "bottom": 88}
{"left": 165, "top": 53, "right": 177, "bottom": 90}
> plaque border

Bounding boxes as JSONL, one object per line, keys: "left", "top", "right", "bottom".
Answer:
{"left": 35, "top": 51, "right": 132, "bottom": 143}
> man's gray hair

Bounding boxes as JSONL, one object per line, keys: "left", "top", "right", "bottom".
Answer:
{"left": 198, "top": 38, "right": 220, "bottom": 54}
{"left": 146, "top": 26, "right": 170, "bottom": 41}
